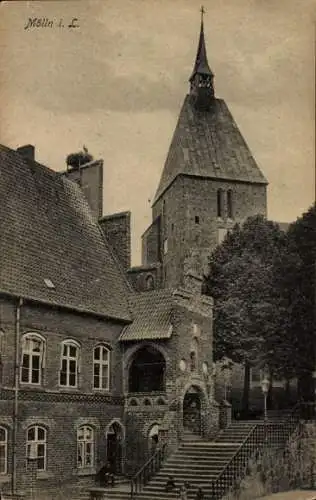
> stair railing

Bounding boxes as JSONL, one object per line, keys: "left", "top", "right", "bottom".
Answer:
{"left": 209, "top": 423, "right": 260, "bottom": 500}
{"left": 130, "top": 443, "right": 167, "bottom": 499}
{"left": 209, "top": 403, "right": 302, "bottom": 500}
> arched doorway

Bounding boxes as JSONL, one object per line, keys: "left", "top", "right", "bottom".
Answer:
{"left": 148, "top": 424, "right": 159, "bottom": 455}
{"left": 106, "top": 422, "right": 124, "bottom": 474}
{"left": 128, "top": 346, "right": 166, "bottom": 393}
{"left": 183, "top": 387, "right": 203, "bottom": 435}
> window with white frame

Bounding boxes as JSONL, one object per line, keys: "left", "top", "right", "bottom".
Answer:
{"left": 93, "top": 345, "right": 110, "bottom": 390}
{"left": 20, "top": 333, "right": 45, "bottom": 385}
{"left": 59, "top": 340, "right": 80, "bottom": 388}
{"left": 26, "top": 425, "right": 47, "bottom": 471}
{"left": 77, "top": 426, "right": 94, "bottom": 468}
{"left": 0, "top": 427, "right": 7, "bottom": 475}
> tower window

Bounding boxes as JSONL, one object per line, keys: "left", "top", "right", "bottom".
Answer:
{"left": 227, "top": 190, "right": 233, "bottom": 219}
{"left": 195, "top": 215, "right": 200, "bottom": 224}
{"left": 217, "top": 189, "right": 223, "bottom": 217}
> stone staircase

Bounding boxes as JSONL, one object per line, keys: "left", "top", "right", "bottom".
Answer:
{"left": 74, "top": 421, "right": 257, "bottom": 500}
{"left": 67, "top": 405, "right": 306, "bottom": 500}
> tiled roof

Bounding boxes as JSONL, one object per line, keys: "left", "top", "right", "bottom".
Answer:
{"left": 119, "top": 289, "right": 174, "bottom": 341}
{"left": 0, "top": 145, "right": 131, "bottom": 322}
{"left": 153, "top": 96, "right": 268, "bottom": 203}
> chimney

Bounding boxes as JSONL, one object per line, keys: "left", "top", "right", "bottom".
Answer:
{"left": 17, "top": 145, "right": 35, "bottom": 161}
{"left": 99, "top": 212, "right": 131, "bottom": 271}
{"left": 63, "top": 159, "right": 104, "bottom": 220}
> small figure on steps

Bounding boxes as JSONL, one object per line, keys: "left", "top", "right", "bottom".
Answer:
{"left": 179, "top": 483, "right": 188, "bottom": 500}
{"left": 96, "top": 461, "right": 115, "bottom": 487}
{"left": 165, "top": 475, "right": 176, "bottom": 492}
{"left": 195, "top": 486, "right": 205, "bottom": 499}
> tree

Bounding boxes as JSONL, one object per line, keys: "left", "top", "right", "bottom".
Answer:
{"left": 279, "top": 204, "right": 316, "bottom": 400}
{"left": 204, "top": 215, "right": 290, "bottom": 413}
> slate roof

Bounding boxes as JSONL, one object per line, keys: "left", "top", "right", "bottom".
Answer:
{"left": 0, "top": 144, "right": 131, "bottom": 322}
{"left": 153, "top": 96, "right": 268, "bottom": 204}
{"left": 119, "top": 289, "right": 174, "bottom": 341}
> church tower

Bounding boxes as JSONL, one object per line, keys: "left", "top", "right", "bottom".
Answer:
{"left": 141, "top": 8, "right": 268, "bottom": 291}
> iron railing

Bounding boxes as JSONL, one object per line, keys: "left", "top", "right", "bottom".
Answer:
{"left": 209, "top": 403, "right": 302, "bottom": 500}
{"left": 130, "top": 443, "right": 167, "bottom": 499}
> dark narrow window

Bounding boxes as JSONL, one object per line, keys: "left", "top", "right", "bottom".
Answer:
{"left": 227, "top": 190, "right": 233, "bottom": 219}
{"left": 195, "top": 215, "right": 200, "bottom": 224}
{"left": 217, "top": 189, "right": 223, "bottom": 217}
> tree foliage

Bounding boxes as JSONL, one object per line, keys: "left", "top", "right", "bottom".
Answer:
{"left": 278, "top": 204, "right": 316, "bottom": 398}
{"left": 205, "top": 205, "right": 316, "bottom": 403}
{"left": 205, "top": 215, "right": 288, "bottom": 374}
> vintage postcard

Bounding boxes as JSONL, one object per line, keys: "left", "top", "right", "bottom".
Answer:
{"left": 0, "top": 1, "right": 315, "bottom": 499}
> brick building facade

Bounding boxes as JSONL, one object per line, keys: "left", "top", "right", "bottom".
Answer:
{"left": 0, "top": 12, "right": 270, "bottom": 498}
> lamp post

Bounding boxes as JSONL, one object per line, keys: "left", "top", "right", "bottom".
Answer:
{"left": 261, "top": 376, "right": 270, "bottom": 422}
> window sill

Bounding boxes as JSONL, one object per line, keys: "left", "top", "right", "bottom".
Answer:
{"left": 76, "top": 468, "right": 96, "bottom": 477}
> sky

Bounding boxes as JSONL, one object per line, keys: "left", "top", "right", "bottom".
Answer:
{"left": 0, "top": 0, "right": 315, "bottom": 265}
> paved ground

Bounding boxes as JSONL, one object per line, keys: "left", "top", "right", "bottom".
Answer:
{"left": 258, "top": 490, "right": 316, "bottom": 500}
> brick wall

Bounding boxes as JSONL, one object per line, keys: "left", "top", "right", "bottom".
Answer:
{"left": 151, "top": 175, "right": 267, "bottom": 289}
{"left": 0, "top": 296, "right": 125, "bottom": 396}
{"left": 0, "top": 294, "right": 126, "bottom": 493}
{"left": 121, "top": 289, "right": 218, "bottom": 472}
{"left": 63, "top": 160, "right": 103, "bottom": 220}
{"left": 99, "top": 212, "right": 131, "bottom": 272}
{"left": 141, "top": 216, "right": 161, "bottom": 266}
{"left": 127, "top": 264, "right": 163, "bottom": 292}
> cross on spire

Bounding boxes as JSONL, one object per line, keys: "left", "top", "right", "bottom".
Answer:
{"left": 200, "top": 5, "right": 205, "bottom": 20}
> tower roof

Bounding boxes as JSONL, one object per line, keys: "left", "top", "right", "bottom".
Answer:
{"left": 153, "top": 97, "right": 268, "bottom": 204}
{"left": 189, "top": 6, "right": 214, "bottom": 81}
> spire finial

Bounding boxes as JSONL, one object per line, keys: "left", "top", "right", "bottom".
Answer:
{"left": 200, "top": 5, "right": 205, "bottom": 21}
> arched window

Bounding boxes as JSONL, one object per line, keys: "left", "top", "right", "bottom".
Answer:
{"left": 77, "top": 426, "right": 94, "bottom": 469}
{"left": 20, "top": 333, "right": 45, "bottom": 385}
{"left": 128, "top": 346, "right": 166, "bottom": 393}
{"left": 59, "top": 340, "right": 80, "bottom": 388}
{"left": 93, "top": 345, "right": 110, "bottom": 390}
{"left": 26, "top": 426, "right": 47, "bottom": 471}
{"left": 217, "top": 189, "right": 223, "bottom": 217}
{"left": 0, "top": 427, "right": 7, "bottom": 475}
{"left": 227, "top": 190, "right": 233, "bottom": 219}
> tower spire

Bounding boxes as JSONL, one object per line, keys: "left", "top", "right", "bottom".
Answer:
{"left": 190, "top": 5, "right": 213, "bottom": 82}
{"left": 189, "top": 6, "right": 215, "bottom": 110}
